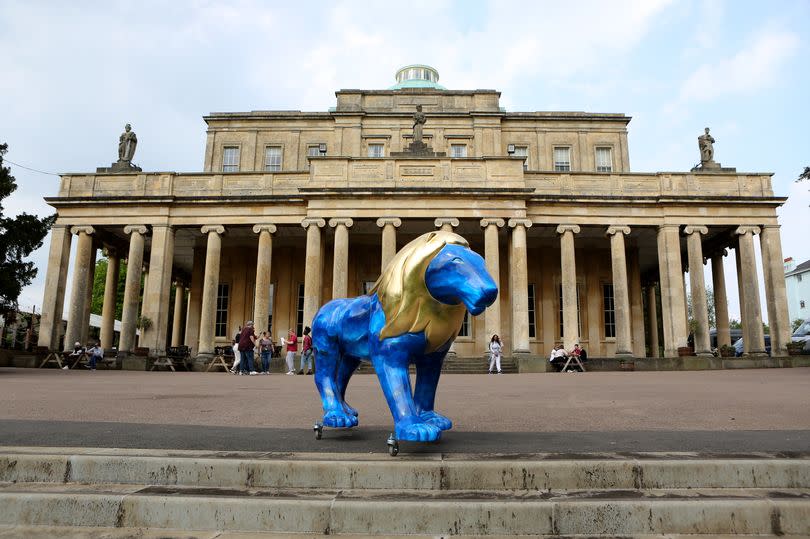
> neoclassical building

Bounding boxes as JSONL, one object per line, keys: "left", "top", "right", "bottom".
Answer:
{"left": 38, "top": 65, "right": 792, "bottom": 367}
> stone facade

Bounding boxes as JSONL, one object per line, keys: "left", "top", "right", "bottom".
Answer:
{"left": 38, "top": 67, "right": 792, "bottom": 364}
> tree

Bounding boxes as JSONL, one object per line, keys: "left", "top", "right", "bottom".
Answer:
{"left": 687, "top": 287, "right": 716, "bottom": 333}
{"left": 90, "top": 257, "right": 128, "bottom": 320}
{"left": 797, "top": 166, "right": 810, "bottom": 182}
{"left": 793, "top": 318, "right": 806, "bottom": 332}
{"left": 0, "top": 143, "right": 55, "bottom": 318}
{"left": 729, "top": 319, "right": 742, "bottom": 329}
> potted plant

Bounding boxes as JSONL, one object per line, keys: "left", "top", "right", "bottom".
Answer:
{"left": 786, "top": 341, "right": 805, "bottom": 356}
{"left": 718, "top": 344, "right": 735, "bottom": 358}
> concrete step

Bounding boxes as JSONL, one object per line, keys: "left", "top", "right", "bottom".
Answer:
{"left": 3, "top": 448, "right": 810, "bottom": 491}
{"left": 1, "top": 448, "right": 808, "bottom": 535}
{"left": 0, "top": 483, "right": 808, "bottom": 535}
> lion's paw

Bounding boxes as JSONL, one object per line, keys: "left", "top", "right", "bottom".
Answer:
{"left": 420, "top": 410, "right": 453, "bottom": 431}
{"left": 323, "top": 410, "right": 358, "bottom": 428}
{"left": 342, "top": 402, "right": 359, "bottom": 417}
{"left": 395, "top": 419, "right": 441, "bottom": 442}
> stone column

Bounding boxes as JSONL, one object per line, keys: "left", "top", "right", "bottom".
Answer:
{"left": 735, "top": 226, "right": 766, "bottom": 355}
{"left": 252, "top": 224, "right": 277, "bottom": 334}
{"left": 480, "top": 218, "right": 505, "bottom": 349}
{"left": 711, "top": 250, "right": 731, "bottom": 349}
{"left": 38, "top": 225, "right": 73, "bottom": 350}
{"left": 647, "top": 284, "right": 660, "bottom": 357}
{"left": 510, "top": 219, "right": 533, "bottom": 354}
{"left": 63, "top": 226, "right": 95, "bottom": 352}
{"left": 140, "top": 225, "right": 175, "bottom": 357}
{"left": 735, "top": 246, "right": 746, "bottom": 351}
{"left": 684, "top": 225, "right": 711, "bottom": 356}
{"left": 628, "top": 248, "right": 646, "bottom": 358}
{"left": 197, "top": 225, "right": 225, "bottom": 362}
{"left": 329, "top": 219, "right": 353, "bottom": 299}
{"left": 119, "top": 225, "right": 147, "bottom": 354}
{"left": 760, "top": 225, "right": 791, "bottom": 356}
{"left": 302, "top": 218, "right": 326, "bottom": 329}
{"left": 170, "top": 282, "right": 186, "bottom": 347}
{"left": 435, "top": 217, "right": 459, "bottom": 233}
{"left": 100, "top": 248, "right": 121, "bottom": 350}
{"left": 656, "top": 224, "right": 688, "bottom": 357}
{"left": 80, "top": 246, "right": 97, "bottom": 346}
{"left": 184, "top": 247, "right": 204, "bottom": 352}
{"left": 376, "top": 217, "right": 401, "bottom": 273}
{"left": 557, "top": 224, "right": 580, "bottom": 351}
{"left": 607, "top": 225, "right": 633, "bottom": 357}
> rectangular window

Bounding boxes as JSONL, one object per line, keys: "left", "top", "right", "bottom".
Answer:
{"left": 368, "top": 143, "right": 385, "bottom": 158}
{"left": 558, "top": 283, "right": 582, "bottom": 338}
{"left": 296, "top": 283, "right": 305, "bottom": 337}
{"left": 222, "top": 146, "right": 240, "bottom": 172}
{"left": 307, "top": 145, "right": 322, "bottom": 157}
{"left": 450, "top": 144, "right": 467, "bottom": 158}
{"left": 514, "top": 145, "right": 529, "bottom": 171}
{"left": 458, "top": 310, "right": 471, "bottom": 337}
{"left": 264, "top": 146, "right": 282, "bottom": 172}
{"left": 595, "top": 147, "right": 613, "bottom": 172}
{"left": 528, "top": 283, "right": 536, "bottom": 338}
{"left": 603, "top": 283, "right": 616, "bottom": 338}
{"left": 215, "top": 283, "right": 229, "bottom": 337}
{"left": 553, "top": 147, "right": 571, "bottom": 172}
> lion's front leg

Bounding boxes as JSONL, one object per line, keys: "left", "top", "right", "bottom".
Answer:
{"left": 414, "top": 349, "right": 452, "bottom": 431}
{"left": 371, "top": 341, "right": 441, "bottom": 442}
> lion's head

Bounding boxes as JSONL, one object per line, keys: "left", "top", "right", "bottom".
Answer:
{"left": 370, "top": 230, "right": 497, "bottom": 353}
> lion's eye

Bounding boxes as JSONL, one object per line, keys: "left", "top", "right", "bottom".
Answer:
{"left": 452, "top": 257, "right": 463, "bottom": 264}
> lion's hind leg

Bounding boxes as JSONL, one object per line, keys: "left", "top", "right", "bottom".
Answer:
{"left": 337, "top": 355, "right": 361, "bottom": 417}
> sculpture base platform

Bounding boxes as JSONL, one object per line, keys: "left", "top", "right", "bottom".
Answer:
{"left": 97, "top": 160, "right": 142, "bottom": 173}
{"left": 691, "top": 162, "right": 736, "bottom": 173}
{"left": 391, "top": 141, "right": 446, "bottom": 158}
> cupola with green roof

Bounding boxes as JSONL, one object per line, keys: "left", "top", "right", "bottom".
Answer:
{"left": 390, "top": 64, "right": 446, "bottom": 90}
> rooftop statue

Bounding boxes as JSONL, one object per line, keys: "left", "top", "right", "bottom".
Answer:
{"left": 311, "top": 231, "right": 498, "bottom": 447}
{"left": 412, "top": 104, "right": 426, "bottom": 144}
{"left": 698, "top": 127, "right": 715, "bottom": 165}
{"left": 118, "top": 123, "right": 138, "bottom": 162}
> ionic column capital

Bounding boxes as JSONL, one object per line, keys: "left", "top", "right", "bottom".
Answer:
{"left": 70, "top": 225, "right": 95, "bottom": 236}
{"left": 376, "top": 217, "right": 401, "bottom": 228}
{"left": 480, "top": 218, "right": 505, "bottom": 228}
{"left": 101, "top": 246, "right": 118, "bottom": 258}
{"left": 434, "top": 217, "right": 459, "bottom": 229}
{"left": 556, "top": 224, "right": 580, "bottom": 235}
{"left": 508, "top": 218, "right": 533, "bottom": 229}
{"left": 201, "top": 225, "right": 225, "bottom": 235}
{"left": 252, "top": 223, "right": 277, "bottom": 234}
{"left": 683, "top": 225, "right": 708, "bottom": 236}
{"left": 123, "top": 225, "right": 148, "bottom": 236}
{"left": 328, "top": 218, "right": 354, "bottom": 228}
{"left": 735, "top": 225, "right": 761, "bottom": 236}
{"left": 606, "top": 225, "right": 631, "bottom": 236}
{"left": 301, "top": 218, "right": 326, "bottom": 229}
{"left": 709, "top": 248, "right": 729, "bottom": 259}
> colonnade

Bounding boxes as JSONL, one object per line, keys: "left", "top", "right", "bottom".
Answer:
{"left": 37, "top": 219, "right": 792, "bottom": 362}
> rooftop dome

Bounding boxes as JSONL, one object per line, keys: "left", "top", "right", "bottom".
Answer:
{"left": 389, "top": 64, "right": 446, "bottom": 90}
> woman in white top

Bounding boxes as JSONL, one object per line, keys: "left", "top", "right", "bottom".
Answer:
{"left": 488, "top": 334, "right": 503, "bottom": 374}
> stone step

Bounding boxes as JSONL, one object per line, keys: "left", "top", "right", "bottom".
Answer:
{"left": 2, "top": 448, "right": 809, "bottom": 491}
{"left": 0, "top": 484, "right": 808, "bottom": 536}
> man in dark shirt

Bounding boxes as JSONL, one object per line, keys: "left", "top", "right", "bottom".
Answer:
{"left": 238, "top": 321, "right": 258, "bottom": 375}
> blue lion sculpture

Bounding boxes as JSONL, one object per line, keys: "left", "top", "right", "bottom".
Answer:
{"left": 312, "top": 230, "right": 498, "bottom": 442}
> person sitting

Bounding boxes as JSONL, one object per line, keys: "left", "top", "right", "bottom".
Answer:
{"left": 68, "top": 342, "right": 85, "bottom": 357}
{"left": 85, "top": 342, "right": 104, "bottom": 371}
{"left": 548, "top": 344, "right": 568, "bottom": 372}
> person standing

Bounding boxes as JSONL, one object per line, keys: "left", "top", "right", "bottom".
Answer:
{"left": 238, "top": 321, "right": 258, "bottom": 376}
{"left": 282, "top": 328, "right": 297, "bottom": 375}
{"left": 298, "top": 326, "right": 313, "bottom": 375}
{"left": 259, "top": 332, "right": 273, "bottom": 374}
{"left": 488, "top": 334, "right": 503, "bottom": 374}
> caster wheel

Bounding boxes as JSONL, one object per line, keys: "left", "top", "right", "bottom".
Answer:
{"left": 387, "top": 434, "right": 398, "bottom": 457}
{"left": 313, "top": 424, "right": 323, "bottom": 440}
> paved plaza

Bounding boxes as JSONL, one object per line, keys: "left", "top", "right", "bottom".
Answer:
{"left": 1, "top": 367, "right": 809, "bottom": 453}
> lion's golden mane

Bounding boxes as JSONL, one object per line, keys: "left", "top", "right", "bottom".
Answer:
{"left": 370, "top": 230, "right": 469, "bottom": 353}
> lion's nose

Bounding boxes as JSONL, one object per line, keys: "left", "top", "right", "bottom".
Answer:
{"left": 480, "top": 284, "right": 498, "bottom": 307}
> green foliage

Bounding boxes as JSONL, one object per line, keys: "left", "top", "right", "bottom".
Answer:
{"left": 762, "top": 322, "right": 770, "bottom": 335}
{"left": 797, "top": 166, "right": 810, "bottom": 182}
{"left": 793, "top": 318, "right": 805, "bottom": 332}
{"left": 136, "top": 315, "right": 152, "bottom": 331}
{"left": 687, "top": 287, "right": 716, "bottom": 332}
{"left": 729, "top": 318, "right": 743, "bottom": 329}
{"left": 0, "top": 143, "right": 55, "bottom": 317}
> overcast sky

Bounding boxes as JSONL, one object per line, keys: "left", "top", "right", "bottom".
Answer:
{"left": 1, "top": 0, "right": 808, "bottom": 325}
